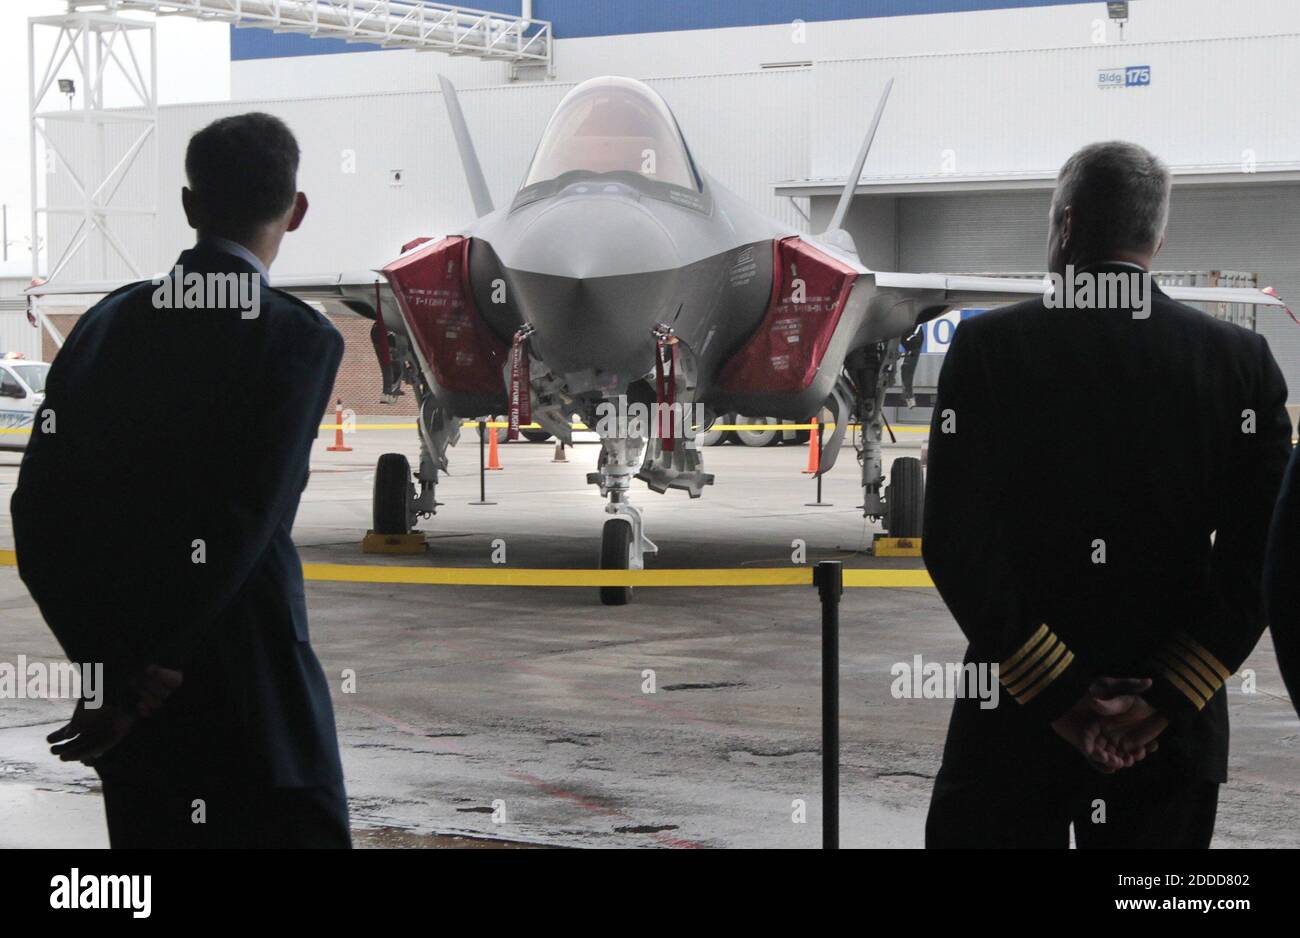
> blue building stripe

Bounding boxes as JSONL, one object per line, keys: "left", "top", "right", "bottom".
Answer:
{"left": 232, "top": 0, "right": 1098, "bottom": 59}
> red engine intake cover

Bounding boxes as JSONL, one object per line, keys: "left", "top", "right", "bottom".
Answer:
{"left": 716, "top": 236, "right": 858, "bottom": 394}
{"left": 382, "top": 236, "right": 508, "bottom": 395}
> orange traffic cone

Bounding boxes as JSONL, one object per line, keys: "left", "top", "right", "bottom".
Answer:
{"left": 487, "top": 424, "right": 504, "bottom": 470}
{"left": 552, "top": 441, "right": 568, "bottom": 463}
{"left": 326, "top": 399, "right": 352, "bottom": 453}
{"left": 802, "top": 417, "right": 820, "bottom": 474}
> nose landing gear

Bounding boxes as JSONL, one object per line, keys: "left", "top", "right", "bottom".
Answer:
{"left": 588, "top": 436, "right": 658, "bottom": 605}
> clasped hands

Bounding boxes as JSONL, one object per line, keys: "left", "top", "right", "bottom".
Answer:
{"left": 1051, "top": 677, "right": 1169, "bottom": 773}
{"left": 47, "top": 664, "right": 183, "bottom": 765}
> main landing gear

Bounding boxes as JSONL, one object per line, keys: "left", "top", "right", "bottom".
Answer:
{"left": 850, "top": 344, "right": 925, "bottom": 541}
{"left": 372, "top": 389, "right": 453, "bottom": 535}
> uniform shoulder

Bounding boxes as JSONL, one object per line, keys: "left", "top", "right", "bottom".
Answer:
{"left": 69, "top": 278, "right": 163, "bottom": 334}
{"left": 262, "top": 285, "right": 343, "bottom": 346}
{"left": 952, "top": 296, "right": 1046, "bottom": 342}
{"left": 1156, "top": 291, "right": 1263, "bottom": 353}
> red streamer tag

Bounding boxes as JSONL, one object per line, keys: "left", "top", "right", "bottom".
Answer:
{"left": 655, "top": 337, "right": 678, "bottom": 452}
{"left": 509, "top": 330, "right": 531, "bottom": 441}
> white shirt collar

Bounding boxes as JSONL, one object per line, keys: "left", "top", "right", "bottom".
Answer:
{"left": 202, "top": 237, "right": 270, "bottom": 284}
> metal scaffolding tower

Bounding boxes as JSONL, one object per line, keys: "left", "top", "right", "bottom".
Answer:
{"left": 68, "top": 1, "right": 554, "bottom": 70}
{"left": 29, "top": 6, "right": 157, "bottom": 311}
{"left": 30, "top": 1, "right": 552, "bottom": 307}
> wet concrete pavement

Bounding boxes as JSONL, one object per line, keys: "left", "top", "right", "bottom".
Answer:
{"left": 1, "top": 425, "right": 1297, "bottom": 847}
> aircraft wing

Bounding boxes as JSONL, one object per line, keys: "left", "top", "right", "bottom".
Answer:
{"left": 27, "top": 272, "right": 392, "bottom": 326}
{"left": 871, "top": 271, "right": 1292, "bottom": 312}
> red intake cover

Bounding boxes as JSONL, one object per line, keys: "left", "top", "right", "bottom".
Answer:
{"left": 382, "top": 236, "right": 508, "bottom": 394}
{"left": 716, "top": 236, "right": 858, "bottom": 394}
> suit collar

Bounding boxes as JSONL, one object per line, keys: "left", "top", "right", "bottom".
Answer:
{"left": 1071, "top": 261, "right": 1167, "bottom": 299}
{"left": 178, "top": 240, "right": 269, "bottom": 284}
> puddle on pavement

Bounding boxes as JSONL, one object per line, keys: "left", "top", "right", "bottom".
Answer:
{"left": 354, "top": 826, "right": 545, "bottom": 849}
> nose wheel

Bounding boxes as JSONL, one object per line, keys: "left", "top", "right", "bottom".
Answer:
{"left": 600, "top": 517, "right": 634, "bottom": 606}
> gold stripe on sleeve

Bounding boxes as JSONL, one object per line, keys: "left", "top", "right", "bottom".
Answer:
{"left": 1158, "top": 664, "right": 1208, "bottom": 710}
{"left": 1155, "top": 651, "right": 1216, "bottom": 702}
{"left": 1173, "top": 633, "right": 1232, "bottom": 683}
{"left": 1006, "top": 642, "right": 1067, "bottom": 697}
{"left": 998, "top": 621, "right": 1050, "bottom": 670}
{"left": 1017, "top": 651, "right": 1076, "bottom": 705}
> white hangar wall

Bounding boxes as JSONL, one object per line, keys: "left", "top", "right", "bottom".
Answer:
{"left": 809, "top": 33, "right": 1300, "bottom": 181}
{"left": 793, "top": 29, "right": 1300, "bottom": 390}
{"left": 46, "top": 69, "right": 812, "bottom": 281}
{"left": 43, "top": 10, "right": 1300, "bottom": 385}
{"left": 50, "top": 30, "right": 1299, "bottom": 279}
{"left": 228, "top": 0, "right": 1300, "bottom": 99}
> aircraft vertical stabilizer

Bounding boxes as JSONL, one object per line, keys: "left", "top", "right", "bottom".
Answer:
{"left": 819, "top": 77, "right": 895, "bottom": 256}
{"left": 438, "top": 75, "right": 495, "bottom": 218}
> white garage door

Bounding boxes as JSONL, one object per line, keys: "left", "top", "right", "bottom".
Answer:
{"left": 896, "top": 184, "right": 1300, "bottom": 392}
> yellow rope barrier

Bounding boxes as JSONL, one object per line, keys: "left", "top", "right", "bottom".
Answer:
{"left": 0, "top": 548, "right": 931, "bottom": 588}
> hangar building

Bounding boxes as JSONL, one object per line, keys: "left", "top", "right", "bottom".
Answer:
{"left": 23, "top": 0, "right": 1300, "bottom": 410}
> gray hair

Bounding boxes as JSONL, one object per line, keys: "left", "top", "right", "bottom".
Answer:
{"left": 1050, "top": 141, "right": 1172, "bottom": 257}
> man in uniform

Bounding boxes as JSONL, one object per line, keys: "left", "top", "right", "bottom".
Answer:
{"left": 11, "top": 113, "right": 351, "bottom": 848}
{"left": 923, "top": 141, "right": 1291, "bottom": 848}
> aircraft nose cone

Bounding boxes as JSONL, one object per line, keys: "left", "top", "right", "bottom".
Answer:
{"left": 506, "top": 194, "right": 681, "bottom": 379}
{"left": 511, "top": 191, "right": 680, "bottom": 280}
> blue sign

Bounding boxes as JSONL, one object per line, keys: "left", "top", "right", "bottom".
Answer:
{"left": 1125, "top": 65, "right": 1152, "bottom": 87}
{"left": 1098, "top": 65, "right": 1151, "bottom": 89}
{"left": 921, "top": 308, "right": 988, "bottom": 353}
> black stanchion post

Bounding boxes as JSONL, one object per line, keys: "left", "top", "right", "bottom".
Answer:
{"left": 815, "top": 559, "right": 843, "bottom": 849}
{"left": 806, "top": 420, "right": 832, "bottom": 507}
{"left": 469, "top": 418, "right": 496, "bottom": 506}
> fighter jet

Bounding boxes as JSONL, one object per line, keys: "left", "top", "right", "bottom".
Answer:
{"left": 29, "top": 75, "right": 1291, "bottom": 605}
{"left": 348, "top": 74, "right": 1292, "bottom": 604}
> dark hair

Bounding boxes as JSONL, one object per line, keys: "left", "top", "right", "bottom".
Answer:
{"left": 184, "top": 112, "right": 300, "bottom": 240}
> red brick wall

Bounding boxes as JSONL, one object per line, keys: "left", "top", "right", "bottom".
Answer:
{"left": 325, "top": 314, "right": 418, "bottom": 417}
{"left": 38, "top": 309, "right": 415, "bottom": 418}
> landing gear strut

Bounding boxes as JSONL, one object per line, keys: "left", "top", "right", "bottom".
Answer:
{"left": 851, "top": 343, "right": 924, "bottom": 538}
{"left": 371, "top": 388, "right": 454, "bottom": 535}
{"left": 588, "top": 435, "right": 658, "bottom": 606}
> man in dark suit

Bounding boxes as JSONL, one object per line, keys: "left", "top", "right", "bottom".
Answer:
{"left": 11, "top": 113, "right": 350, "bottom": 848}
{"left": 923, "top": 141, "right": 1291, "bottom": 848}
{"left": 1265, "top": 438, "right": 1300, "bottom": 719}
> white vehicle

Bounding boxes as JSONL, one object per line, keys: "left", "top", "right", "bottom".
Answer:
{"left": 0, "top": 360, "right": 49, "bottom": 452}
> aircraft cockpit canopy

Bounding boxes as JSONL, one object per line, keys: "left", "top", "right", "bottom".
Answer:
{"left": 524, "top": 76, "right": 701, "bottom": 192}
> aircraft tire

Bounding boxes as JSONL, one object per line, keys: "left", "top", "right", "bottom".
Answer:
{"left": 599, "top": 518, "right": 634, "bottom": 606}
{"left": 521, "top": 430, "right": 552, "bottom": 443}
{"left": 736, "top": 417, "right": 779, "bottom": 447}
{"left": 374, "top": 453, "right": 412, "bottom": 535}
{"left": 475, "top": 418, "right": 509, "bottom": 444}
{"left": 699, "top": 412, "right": 736, "bottom": 446}
{"left": 885, "top": 456, "right": 925, "bottom": 539}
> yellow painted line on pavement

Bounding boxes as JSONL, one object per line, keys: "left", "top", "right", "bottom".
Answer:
{"left": 0, "top": 549, "right": 932, "bottom": 587}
